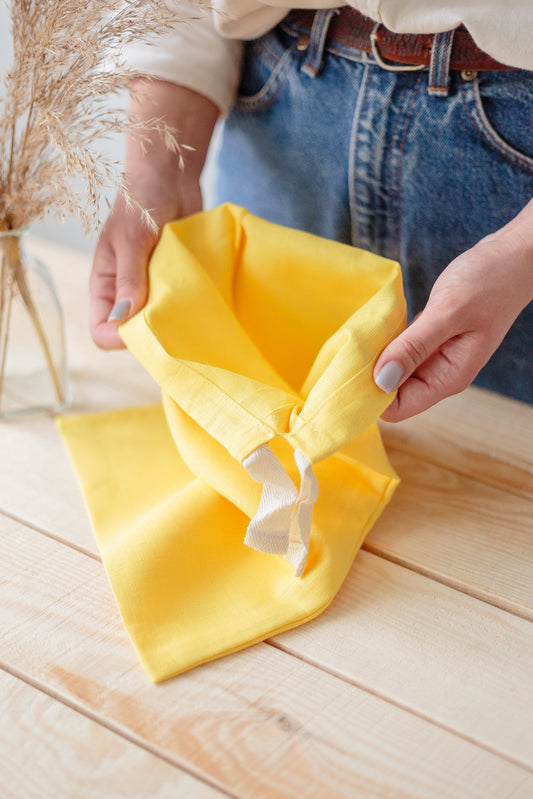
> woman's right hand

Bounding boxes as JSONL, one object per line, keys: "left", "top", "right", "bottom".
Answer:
{"left": 90, "top": 79, "right": 219, "bottom": 349}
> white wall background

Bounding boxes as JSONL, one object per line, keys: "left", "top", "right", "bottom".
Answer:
{"left": 0, "top": 5, "right": 219, "bottom": 254}
{"left": 0, "top": 5, "right": 125, "bottom": 252}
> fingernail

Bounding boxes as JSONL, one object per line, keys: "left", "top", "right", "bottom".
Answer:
{"left": 375, "top": 361, "right": 403, "bottom": 394}
{"left": 107, "top": 298, "right": 132, "bottom": 323}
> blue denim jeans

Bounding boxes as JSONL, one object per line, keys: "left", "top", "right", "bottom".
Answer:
{"left": 214, "top": 11, "right": 533, "bottom": 403}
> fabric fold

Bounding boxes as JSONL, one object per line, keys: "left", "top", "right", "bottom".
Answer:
{"left": 58, "top": 204, "right": 407, "bottom": 681}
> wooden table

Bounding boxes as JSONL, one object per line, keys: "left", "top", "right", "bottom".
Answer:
{"left": 1, "top": 238, "right": 533, "bottom": 798}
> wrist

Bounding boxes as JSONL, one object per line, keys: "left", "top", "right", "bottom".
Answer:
{"left": 479, "top": 200, "right": 533, "bottom": 305}
{"left": 128, "top": 78, "right": 218, "bottom": 171}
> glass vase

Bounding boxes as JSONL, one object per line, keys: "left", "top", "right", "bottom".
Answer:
{"left": 0, "top": 229, "right": 71, "bottom": 417}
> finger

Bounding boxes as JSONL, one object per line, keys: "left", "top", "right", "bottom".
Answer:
{"left": 89, "top": 240, "right": 122, "bottom": 349}
{"left": 373, "top": 304, "right": 457, "bottom": 395}
{"left": 380, "top": 331, "right": 482, "bottom": 422}
{"left": 90, "top": 229, "right": 153, "bottom": 349}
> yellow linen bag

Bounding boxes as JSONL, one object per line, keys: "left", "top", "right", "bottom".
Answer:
{"left": 58, "top": 203, "right": 406, "bottom": 682}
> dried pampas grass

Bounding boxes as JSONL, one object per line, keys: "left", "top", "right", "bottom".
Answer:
{"left": 0, "top": 0, "right": 203, "bottom": 411}
{"left": 0, "top": 0, "right": 205, "bottom": 233}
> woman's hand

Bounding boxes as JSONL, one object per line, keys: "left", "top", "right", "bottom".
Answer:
{"left": 374, "top": 200, "right": 533, "bottom": 422}
{"left": 90, "top": 79, "right": 219, "bottom": 349}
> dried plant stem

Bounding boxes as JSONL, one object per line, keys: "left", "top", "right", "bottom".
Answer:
{"left": 0, "top": 0, "right": 203, "bottom": 413}
{"left": 15, "top": 262, "right": 65, "bottom": 405}
{"left": 0, "top": 266, "right": 15, "bottom": 402}
{"left": 0, "top": 237, "right": 65, "bottom": 411}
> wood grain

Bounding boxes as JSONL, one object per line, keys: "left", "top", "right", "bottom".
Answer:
{"left": 366, "top": 448, "right": 533, "bottom": 618}
{"left": 0, "top": 414, "right": 97, "bottom": 552}
{"left": 2, "top": 237, "right": 533, "bottom": 798}
{"left": 2, "top": 515, "right": 533, "bottom": 799}
{"left": 381, "top": 386, "right": 533, "bottom": 500}
{"left": 0, "top": 237, "right": 159, "bottom": 550}
{"left": 3, "top": 237, "right": 528, "bottom": 613}
{"left": 0, "top": 669, "right": 224, "bottom": 799}
{"left": 272, "top": 549, "right": 533, "bottom": 769}
{"left": 2, "top": 415, "right": 532, "bottom": 622}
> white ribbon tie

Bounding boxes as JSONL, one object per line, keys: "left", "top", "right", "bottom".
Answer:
{"left": 242, "top": 445, "right": 319, "bottom": 577}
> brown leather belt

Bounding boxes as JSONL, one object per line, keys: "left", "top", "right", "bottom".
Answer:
{"left": 286, "top": 8, "right": 513, "bottom": 71}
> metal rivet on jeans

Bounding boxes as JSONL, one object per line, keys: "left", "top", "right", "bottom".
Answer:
{"left": 460, "top": 69, "right": 479, "bottom": 81}
{"left": 296, "top": 34, "right": 310, "bottom": 51}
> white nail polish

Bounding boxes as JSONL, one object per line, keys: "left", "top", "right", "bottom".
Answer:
{"left": 107, "top": 298, "right": 132, "bottom": 323}
{"left": 375, "top": 361, "right": 403, "bottom": 394}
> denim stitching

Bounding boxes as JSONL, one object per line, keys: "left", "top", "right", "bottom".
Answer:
{"left": 348, "top": 64, "right": 370, "bottom": 247}
{"left": 427, "top": 31, "right": 454, "bottom": 97}
{"left": 462, "top": 80, "right": 533, "bottom": 174}
{"left": 301, "top": 9, "right": 338, "bottom": 78}
{"left": 236, "top": 45, "right": 295, "bottom": 112}
{"left": 396, "top": 73, "right": 424, "bottom": 251}
{"left": 260, "top": 31, "right": 296, "bottom": 67}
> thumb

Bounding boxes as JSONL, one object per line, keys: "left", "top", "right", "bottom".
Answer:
{"left": 373, "top": 307, "right": 452, "bottom": 395}
{"left": 90, "top": 232, "right": 153, "bottom": 350}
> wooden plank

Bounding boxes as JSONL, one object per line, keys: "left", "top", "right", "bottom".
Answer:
{"left": 380, "top": 386, "right": 533, "bottom": 500}
{"left": 0, "top": 238, "right": 159, "bottom": 552}
{"left": 0, "top": 669, "right": 224, "bottom": 799}
{"left": 272, "top": 549, "right": 533, "bottom": 770}
{"left": 7, "top": 238, "right": 529, "bottom": 614}
{"left": 0, "top": 415, "right": 98, "bottom": 553}
{"left": 2, "top": 517, "right": 533, "bottom": 799}
{"left": 365, "top": 448, "right": 533, "bottom": 619}
{"left": 2, "top": 414, "right": 532, "bottom": 622}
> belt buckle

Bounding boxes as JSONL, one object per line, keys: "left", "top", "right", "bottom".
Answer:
{"left": 370, "top": 22, "right": 426, "bottom": 72}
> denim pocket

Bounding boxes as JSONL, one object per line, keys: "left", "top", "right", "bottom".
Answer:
{"left": 236, "top": 30, "right": 296, "bottom": 112}
{"left": 462, "top": 71, "right": 533, "bottom": 173}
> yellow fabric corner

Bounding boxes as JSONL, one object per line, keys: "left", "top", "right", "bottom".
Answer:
{"left": 58, "top": 204, "right": 407, "bottom": 682}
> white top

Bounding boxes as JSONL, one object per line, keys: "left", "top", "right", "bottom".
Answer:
{"left": 125, "top": 1, "right": 533, "bottom": 115}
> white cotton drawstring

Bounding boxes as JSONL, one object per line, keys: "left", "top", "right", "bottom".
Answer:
{"left": 242, "top": 445, "right": 319, "bottom": 577}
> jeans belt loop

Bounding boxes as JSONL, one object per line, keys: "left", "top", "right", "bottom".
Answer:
{"left": 427, "top": 30, "right": 456, "bottom": 97}
{"left": 301, "top": 8, "right": 338, "bottom": 78}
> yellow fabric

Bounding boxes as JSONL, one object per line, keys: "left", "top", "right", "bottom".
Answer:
{"left": 58, "top": 203, "right": 406, "bottom": 682}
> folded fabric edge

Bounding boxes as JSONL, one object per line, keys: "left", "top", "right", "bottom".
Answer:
{"left": 56, "top": 402, "right": 400, "bottom": 684}
{"left": 120, "top": 310, "right": 289, "bottom": 463}
{"left": 285, "top": 312, "right": 407, "bottom": 463}
{"left": 145, "top": 470, "right": 399, "bottom": 683}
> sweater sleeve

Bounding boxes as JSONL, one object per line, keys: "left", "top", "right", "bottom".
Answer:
{"left": 122, "top": 5, "right": 244, "bottom": 117}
